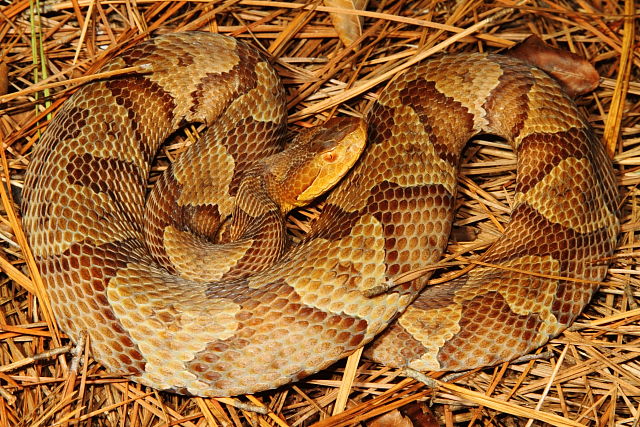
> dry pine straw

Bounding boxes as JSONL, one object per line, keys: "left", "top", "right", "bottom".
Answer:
{"left": 0, "top": 0, "right": 639, "bottom": 426}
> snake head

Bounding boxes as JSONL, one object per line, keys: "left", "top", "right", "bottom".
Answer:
{"left": 267, "top": 117, "right": 367, "bottom": 211}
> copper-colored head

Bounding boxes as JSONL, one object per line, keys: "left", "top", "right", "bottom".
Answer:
{"left": 266, "top": 117, "right": 367, "bottom": 211}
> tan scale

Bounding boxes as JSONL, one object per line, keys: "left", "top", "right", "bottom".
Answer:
{"left": 426, "top": 55, "right": 504, "bottom": 130}
{"left": 515, "top": 157, "right": 618, "bottom": 234}
{"left": 513, "top": 67, "right": 586, "bottom": 147}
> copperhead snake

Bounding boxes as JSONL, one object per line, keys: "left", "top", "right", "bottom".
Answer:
{"left": 21, "top": 32, "right": 619, "bottom": 397}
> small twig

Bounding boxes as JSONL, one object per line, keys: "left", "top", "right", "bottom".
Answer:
{"left": 403, "top": 369, "right": 438, "bottom": 389}
{"left": 624, "top": 282, "right": 638, "bottom": 309}
{"left": 0, "top": 385, "right": 16, "bottom": 405}
{"left": 0, "top": 344, "right": 72, "bottom": 373}
{"left": 215, "top": 397, "right": 269, "bottom": 415}
{"left": 510, "top": 351, "right": 554, "bottom": 365}
{"left": 69, "top": 334, "right": 86, "bottom": 373}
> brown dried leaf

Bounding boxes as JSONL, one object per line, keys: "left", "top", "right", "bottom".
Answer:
{"left": 368, "top": 410, "right": 414, "bottom": 427}
{"left": 324, "top": 0, "right": 369, "bottom": 46}
{"left": 507, "top": 35, "right": 599, "bottom": 97}
{"left": 368, "top": 402, "right": 439, "bottom": 427}
{"left": 400, "top": 401, "right": 440, "bottom": 426}
{"left": 451, "top": 225, "right": 478, "bottom": 242}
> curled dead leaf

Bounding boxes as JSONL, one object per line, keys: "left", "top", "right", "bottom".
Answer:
{"left": 324, "top": 0, "right": 370, "bottom": 47}
{"left": 368, "top": 402, "right": 439, "bottom": 427}
{"left": 507, "top": 35, "right": 600, "bottom": 97}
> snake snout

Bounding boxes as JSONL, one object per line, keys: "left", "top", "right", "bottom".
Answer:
{"left": 294, "top": 117, "right": 366, "bottom": 204}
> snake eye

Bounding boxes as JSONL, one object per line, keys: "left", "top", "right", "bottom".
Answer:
{"left": 323, "top": 152, "right": 337, "bottom": 163}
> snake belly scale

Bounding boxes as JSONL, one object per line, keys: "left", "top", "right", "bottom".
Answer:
{"left": 21, "top": 32, "right": 619, "bottom": 397}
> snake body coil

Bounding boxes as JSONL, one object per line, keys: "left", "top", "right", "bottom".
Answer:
{"left": 22, "top": 32, "right": 619, "bottom": 396}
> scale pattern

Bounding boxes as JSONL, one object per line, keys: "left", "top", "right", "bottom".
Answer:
{"left": 22, "top": 32, "right": 619, "bottom": 396}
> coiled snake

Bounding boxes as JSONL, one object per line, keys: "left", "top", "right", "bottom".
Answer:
{"left": 22, "top": 32, "right": 619, "bottom": 397}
